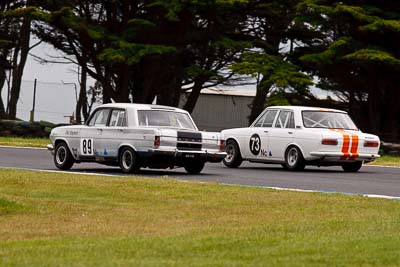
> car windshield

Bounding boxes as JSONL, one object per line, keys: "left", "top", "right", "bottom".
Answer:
{"left": 138, "top": 110, "right": 197, "bottom": 130}
{"left": 302, "top": 111, "right": 358, "bottom": 130}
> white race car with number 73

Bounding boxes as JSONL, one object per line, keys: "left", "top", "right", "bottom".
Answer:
{"left": 221, "top": 106, "right": 380, "bottom": 172}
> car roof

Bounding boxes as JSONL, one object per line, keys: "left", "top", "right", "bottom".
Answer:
{"left": 98, "top": 103, "right": 187, "bottom": 113}
{"left": 266, "top": 105, "right": 347, "bottom": 113}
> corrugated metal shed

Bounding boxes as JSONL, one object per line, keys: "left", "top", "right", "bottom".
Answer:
{"left": 180, "top": 88, "right": 256, "bottom": 132}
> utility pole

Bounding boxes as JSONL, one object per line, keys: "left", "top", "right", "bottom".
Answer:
{"left": 30, "top": 78, "right": 37, "bottom": 122}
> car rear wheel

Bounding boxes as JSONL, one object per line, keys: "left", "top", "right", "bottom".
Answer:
{"left": 341, "top": 161, "right": 362, "bottom": 172}
{"left": 54, "top": 142, "right": 74, "bottom": 170}
{"left": 284, "top": 146, "right": 305, "bottom": 171}
{"left": 223, "top": 140, "right": 243, "bottom": 168}
{"left": 184, "top": 161, "right": 205, "bottom": 174}
{"left": 119, "top": 147, "right": 140, "bottom": 174}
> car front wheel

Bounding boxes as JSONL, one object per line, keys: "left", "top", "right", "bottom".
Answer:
{"left": 184, "top": 161, "right": 205, "bottom": 174}
{"left": 54, "top": 142, "right": 74, "bottom": 170}
{"left": 119, "top": 147, "right": 140, "bottom": 174}
{"left": 223, "top": 140, "right": 243, "bottom": 168}
{"left": 342, "top": 161, "right": 362, "bottom": 172}
{"left": 284, "top": 146, "right": 305, "bottom": 171}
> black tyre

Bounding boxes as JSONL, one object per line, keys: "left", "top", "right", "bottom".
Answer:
{"left": 119, "top": 147, "right": 140, "bottom": 174}
{"left": 342, "top": 161, "right": 362, "bottom": 172}
{"left": 284, "top": 146, "right": 305, "bottom": 171}
{"left": 184, "top": 161, "right": 205, "bottom": 174}
{"left": 54, "top": 142, "right": 74, "bottom": 170}
{"left": 223, "top": 140, "right": 243, "bottom": 168}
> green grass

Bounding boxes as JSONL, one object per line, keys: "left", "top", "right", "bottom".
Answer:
{"left": 368, "top": 155, "right": 400, "bottom": 167}
{"left": 1, "top": 169, "right": 400, "bottom": 266}
{"left": 0, "top": 136, "right": 49, "bottom": 148}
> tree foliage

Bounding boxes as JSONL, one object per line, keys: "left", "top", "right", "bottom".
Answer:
{"left": 297, "top": 0, "right": 400, "bottom": 139}
{"left": 0, "top": 0, "right": 399, "bottom": 139}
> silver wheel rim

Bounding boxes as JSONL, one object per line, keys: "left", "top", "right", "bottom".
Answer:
{"left": 287, "top": 147, "right": 298, "bottom": 167}
{"left": 56, "top": 146, "right": 67, "bottom": 165}
{"left": 122, "top": 150, "right": 133, "bottom": 170}
{"left": 225, "top": 144, "right": 235, "bottom": 163}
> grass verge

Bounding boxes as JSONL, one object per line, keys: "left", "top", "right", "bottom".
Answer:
{"left": 0, "top": 169, "right": 400, "bottom": 266}
{"left": 0, "top": 137, "right": 49, "bottom": 148}
{"left": 368, "top": 155, "right": 400, "bottom": 167}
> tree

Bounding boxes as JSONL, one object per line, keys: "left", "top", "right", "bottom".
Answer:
{"left": 0, "top": 0, "right": 28, "bottom": 119}
{"left": 298, "top": 0, "right": 400, "bottom": 140}
{"left": 231, "top": 0, "right": 313, "bottom": 124}
{"left": 30, "top": 0, "right": 248, "bottom": 112}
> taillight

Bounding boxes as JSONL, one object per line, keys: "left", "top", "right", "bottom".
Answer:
{"left": 364, "top": 141, "right": 379, "bottom": 147}
{"left": 154, "top": 136, "right": 161, "bottom": 148}
{"left": 219, "top": 140, "right": 225, "bottom": 152}
{"left": 321, "top": 138, "right": 338, "bottom": 145}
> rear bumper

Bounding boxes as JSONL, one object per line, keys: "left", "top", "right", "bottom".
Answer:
{"left": 144, "top": 148, "right": 227, "bottom": 163}
{"left": 310, "top": 151, "right": 380, "bottom": 162}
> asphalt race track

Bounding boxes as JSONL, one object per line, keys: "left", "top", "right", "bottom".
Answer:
{"left": 1, "top": 146, "right": 400, "bottom": 198}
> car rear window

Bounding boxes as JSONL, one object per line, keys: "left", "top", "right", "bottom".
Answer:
{"left": 302, "top": 111, "right": 358, "bottom": 130}
{"left": 138, "top": 110, "right": 196, "bottom": 130}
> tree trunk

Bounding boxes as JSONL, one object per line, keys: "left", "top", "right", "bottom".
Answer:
{"left": 183, "top": 76, "right": 207, "bottom": 113}
{"left": 0, "top": 66, "right": 6, "bottom": 119}
{"left": 382, "top": 84, "right": 400, "bottom": 141}
{"left": 367, "top": 77, "right": 380, "bottom": 135}
{"left": 0, "top": 52, "right": 7, "bottom": 119}
{"left": 75, "top": 66, "right": 88, "bottom": 124}
{"left": 8, "top": 15, "right": 31, "bottom": 120}
{"left": 248, "top": 77, "right": 272, "bottom": 125}
{"left": 156, "top": 54, "right": 184, "bottom": 107}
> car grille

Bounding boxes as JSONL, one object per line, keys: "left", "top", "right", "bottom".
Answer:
{"left": 177, "top": 142, "right": 202, "bottom": 150}
{"left": 177, "top": 131, "right": 202, "bottom": 151}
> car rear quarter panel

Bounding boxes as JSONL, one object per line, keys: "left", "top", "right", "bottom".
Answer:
{"left": 292, "top": 129, "right": 322, "bottom": 160}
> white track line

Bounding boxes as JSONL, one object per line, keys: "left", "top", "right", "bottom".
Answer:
{"left": 0, "top": 145, "right": 47, "bottom": 150}
{"left": 1, "top": 166, "right": 400, "bottom": 201}
{"left": 1, "top": 145, "right": 400, "bottom": 169}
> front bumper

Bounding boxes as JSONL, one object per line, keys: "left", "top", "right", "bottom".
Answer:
{"left": 47, "top": 144, "right": 54, "bottom": 155}
{"left": 146, "top": 148, "right": 227, "bottom": 163}
{"left": 310, "top": 152, "right": 380, "bottom": 161}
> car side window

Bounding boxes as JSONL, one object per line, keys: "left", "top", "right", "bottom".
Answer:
{"left": 261, "top": 110, "right": 278, "bottom": 127}
{"left": 109, "top": 109, "right": 127, "bottom": 127}
{"left": 286, "top": 112, "right": 295, "bottom": 129}
{"left": 88, "top": 109, "right": 110, "bottom": 127}
{"left": 253, "top": 110, "right": 278, "bottom": 128}
{"left": 253, "top": 113, "right": 266, "bottom": 127}
{"left": 275, "top": 110, "right": 293, "bottom": 128}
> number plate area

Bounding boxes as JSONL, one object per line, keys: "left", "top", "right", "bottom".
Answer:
{"left": 182, "top": 153, "right": 198, "bottom": 159}
{"left": 80, "top": 138, "right": 94, "bottom": 156}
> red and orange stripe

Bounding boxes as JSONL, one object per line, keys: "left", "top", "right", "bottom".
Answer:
{"left": 329, "top": 129, "right": 359, "bottom": 161}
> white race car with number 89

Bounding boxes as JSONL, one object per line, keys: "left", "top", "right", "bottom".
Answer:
{"left": 221, "top": 106, "right": 380, "bottom": 172}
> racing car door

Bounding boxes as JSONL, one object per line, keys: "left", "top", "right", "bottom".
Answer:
{"left": 268, "top": 110, "right": 295, "bottom": 160}
{"left": 244, "top": 109, "right": 278, "bottom": 161}
{"left": 99, "top": 108, "right": 128, "bottom": 159}
{"left": 79, "top": 108, "right": 111, "bottom": 158}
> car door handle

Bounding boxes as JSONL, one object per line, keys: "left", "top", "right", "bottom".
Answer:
{"left": 98, "top": 129, "right": 103, "bottom": 132}
{"left": 264, "top": 130, "right": 269, "bottom": 133}
{"left": 288, "top": 131, "right": 293, "bottom": 134}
